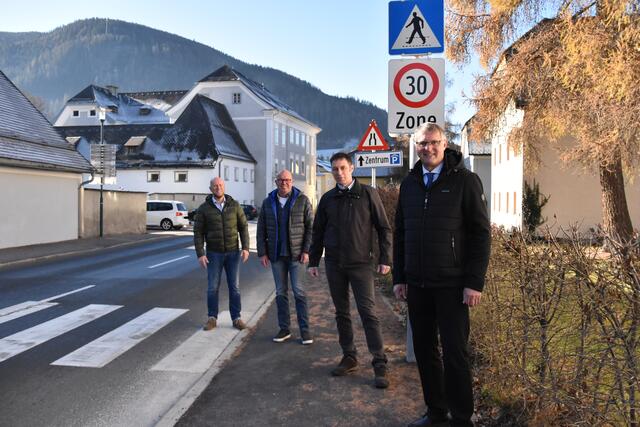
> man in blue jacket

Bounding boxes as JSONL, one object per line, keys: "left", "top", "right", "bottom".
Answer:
{"left": 257, "top": 169, "right": 314, "bottom": 345}
{"left": 394, "top": 123, "right": 490, "bottom": 427}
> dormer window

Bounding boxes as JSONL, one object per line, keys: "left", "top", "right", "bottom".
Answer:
{"left": 139, "top": 107, "right": 151, "bottom": 116}
{"left": 90, "top": 110, "right": 96, "bottom": 117}
{"left": 109, "top": 105, "right": 118, "bottom": 114}
{"left": 73, "top": 110, "right": 79, "bottom": 117}
{"left": 232, "top": 93, "right": 241, "bottom": 104}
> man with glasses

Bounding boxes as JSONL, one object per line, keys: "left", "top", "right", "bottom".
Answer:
{"left": 308, "top": 152, "right": 393, "bottom": 389}
{"left": 393, "top": 123, "right": 490, "bottom": 427}
{"left": 257, "top": 169, "right": 314, "bottom": 344}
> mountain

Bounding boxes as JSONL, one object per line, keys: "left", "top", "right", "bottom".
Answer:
{"left": 0, "top": 18, "right": 387, "bottom": 150}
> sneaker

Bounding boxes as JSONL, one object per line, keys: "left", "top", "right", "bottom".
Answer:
{"left": 373, "top": 365, "right": 389, "bottom": 389}
{"left": 232, "top": 318, "right": 247, "bottom": 330}
{"left": 203, "top": 317, "right": 217, "bottom": 331}
{"left": 331, "top": 355, "right": 358, "bottom": 376}
{"left": 300, "top": 330, "right": 313, "bottom": 345}
{"left": 273, "top": 329, "right": 291, "bottom": 342}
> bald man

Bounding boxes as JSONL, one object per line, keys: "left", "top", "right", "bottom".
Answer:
{"left": 194, "top": 177, "right": 250, "bottom": 331}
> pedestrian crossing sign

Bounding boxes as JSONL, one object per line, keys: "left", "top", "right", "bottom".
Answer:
{"left": 389, "top": 0, "right": 444, "bottom": 55}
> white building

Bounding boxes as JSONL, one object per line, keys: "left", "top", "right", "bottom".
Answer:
{"left": 165, "top": 66, "right": 321, "bottom": 205}
{"left": 0, "top": 70, "right": 92, "bottom": 249}
{"left": 56, "top": 86, "right": 256, "bottom": 209}
{"left": 460, "top": 116, "right": 492, "bottom": 211}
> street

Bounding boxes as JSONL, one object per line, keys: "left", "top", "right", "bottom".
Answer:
{"left": 0, "top": 224, "right": 272, "bottom": 427}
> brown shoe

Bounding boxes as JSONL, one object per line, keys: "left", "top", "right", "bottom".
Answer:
{"left": 203, "top": 317, "right": 217, "bottom": 331}
{"left": 331, "top": 355, "right": 358, "bottom": 376}
{"left": 232, "top": 318, "right": 247, "bottom": 330}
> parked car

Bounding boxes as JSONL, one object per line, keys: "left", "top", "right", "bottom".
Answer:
{"left": 241, "top": 204, "right": 258, "bottom": 220}
{"left": 146, "top": 200, "right": 189, "bottom": 230}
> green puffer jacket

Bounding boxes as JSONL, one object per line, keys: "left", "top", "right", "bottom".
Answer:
{"left": 193, "top": 194, "right": 249, "bottom": 257}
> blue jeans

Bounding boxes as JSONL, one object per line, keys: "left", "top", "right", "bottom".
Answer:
{"left": 271, "top": 256, "right": 309, "bottom": 333}
{"left": 206, "top": 251, "right": 241, "bottom": 320}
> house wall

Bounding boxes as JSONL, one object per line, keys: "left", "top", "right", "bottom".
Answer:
{"left": 0, "top": 166, "right": 81, "bottom": 249}
{"left": 114, "top": 159, "right": 255, "bottom": 207}
{"left": 80, "top": 189, "right": 147, "bottom": 237}
{"left": 468, "top": 155, "right": 491, "bottom": 211}
{"left": 490, "top": 102, "right": 524, "bottom": 229}
{"left": 527, "top": 136, "right": 640, "bottom": 235}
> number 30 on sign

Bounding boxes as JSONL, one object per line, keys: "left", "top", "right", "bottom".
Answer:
{"left": 388, "top": 58, "right": 444, "bottom": 133}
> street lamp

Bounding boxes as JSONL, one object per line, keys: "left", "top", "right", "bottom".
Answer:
{"left": 98, "top": 107, "right": 107, "bottom": 238}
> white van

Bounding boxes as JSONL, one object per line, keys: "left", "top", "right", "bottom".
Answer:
{"left": 146, "top": 200, "right": 189, "bottom": 230}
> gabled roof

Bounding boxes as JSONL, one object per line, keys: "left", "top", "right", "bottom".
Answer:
{"left": 65, "top": 85, "right": 170, "bottom": 124}
{"left": 199, "top": 65, "right": 318, "bottom": 128}
{"left": 123, "top": 90, "right": 188, "bottom": 112}
{"left": 56, "top": 94, "right": 255, "bottom": 169}
{"left": 0, "top": 70, "right": 92, "bottom": 173}
{"left": 461, "top": 115, "right": 491, "bottom": 156}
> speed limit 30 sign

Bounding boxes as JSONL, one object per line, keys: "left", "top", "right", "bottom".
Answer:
{"left": 388, "top": 58, "right": 444, "bottom": 133}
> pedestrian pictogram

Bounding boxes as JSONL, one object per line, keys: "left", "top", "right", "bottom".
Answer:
{"left": 388, "top": 58, "right": 444, "bottom": 133}
{"left": 389, "top": 0, "right": 444, "bottom": 55}
{"left": 357, "top": 120, "right": 389, "bottom": 151}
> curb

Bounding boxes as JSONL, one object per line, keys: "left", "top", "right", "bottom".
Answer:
{"left": 0, "top": 234, "right": 177, "bottom": 270}
{"left": 155, "top": 289, "right": 276, "bottom": 427}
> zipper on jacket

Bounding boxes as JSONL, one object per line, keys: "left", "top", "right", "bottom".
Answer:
{"left": 451, "top": 234, "right": 458, "bottom": 266}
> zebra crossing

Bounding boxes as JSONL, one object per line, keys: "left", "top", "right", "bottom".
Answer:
{"left": 0, "top": 286, "right": 248, "bottom": 371}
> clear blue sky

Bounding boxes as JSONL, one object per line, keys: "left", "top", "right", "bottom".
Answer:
{"left": 2, "top": 0, "right": 480, "bottom": 132}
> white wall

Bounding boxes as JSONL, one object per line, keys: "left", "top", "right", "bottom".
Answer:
{"left": 115, "top": 159, "right": 255, "bottom": 205}
{"left": 468, "top": 155, "right": 491, "bottom": 211}
{"left": 490, "top": 102, "right": 524, "bottom": 229}
{"left": 0, "top": 166, "right": 81, "bottom": 249}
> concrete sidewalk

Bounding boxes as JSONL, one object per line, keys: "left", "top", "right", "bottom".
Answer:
{"left": 176, "top": 263, "right": 424, "bottom": 427}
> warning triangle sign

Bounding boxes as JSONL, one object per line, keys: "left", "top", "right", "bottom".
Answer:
{"left": 391, "top": 5, "right": 441, "bottom": 50}
{"left": 357, "top": 120, "right": 389, "bottom": 151}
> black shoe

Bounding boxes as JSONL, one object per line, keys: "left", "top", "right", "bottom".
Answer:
{"left": 300, "top": 330, "right": 313, "bottom": 345}
{"left": 331, "top": 355, "right": 358, "bottom": 376}
{"left": 408, "top": 413, "right": 450, "bottom": 427}
{"left": 373, "top": 365, "right": 389, "bottom": 389}
{"left": 272, "top": 329, "right": 291, "bottom": 343}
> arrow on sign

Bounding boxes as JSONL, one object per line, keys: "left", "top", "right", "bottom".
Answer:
{"left": 358, "top": 156, "right": 365, "bottom": 167}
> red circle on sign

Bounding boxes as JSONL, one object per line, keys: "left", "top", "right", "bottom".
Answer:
{"left": 393, "top": 63, "right": 439, "bottom": 108}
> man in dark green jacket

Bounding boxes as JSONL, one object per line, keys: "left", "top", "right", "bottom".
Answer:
{"left": 194, "top": 177, "right": 250, "bottom": 331}
{"left": 257, "top": 169, "right": 313, "bottom": 344}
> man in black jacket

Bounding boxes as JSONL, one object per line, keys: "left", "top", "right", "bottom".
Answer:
{"left": 257, "top": 169, "right": 314, "bottom": 345}
{"left": 393, "top": 123, "right": 490, "bottom": 427}
{"left": 308, "top": 152, "right": 393, "bottom": 389}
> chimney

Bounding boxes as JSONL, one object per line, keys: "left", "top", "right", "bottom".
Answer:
{"left": 105, "top": 85, "right": 118, "bottom": 96}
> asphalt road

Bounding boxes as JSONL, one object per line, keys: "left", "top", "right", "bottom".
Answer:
{"left": 0, "top": 225, "right": 273, "bottom": 427}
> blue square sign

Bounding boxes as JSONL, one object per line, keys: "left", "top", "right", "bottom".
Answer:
{"left": 389, "top": 0, "right": 444, "bottom": 55}
{"left": 390, "top": 153, "right": 401, "bottom": 165}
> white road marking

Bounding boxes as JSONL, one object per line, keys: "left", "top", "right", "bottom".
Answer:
{"left": 151, "top": 311, "right": 241, "bottom": 373}
{"left": 148, "top": 255, "right": 190, "bottom": 269}
{"left": 52, "top": 307, "right": 188, "bottom": 368}
{"left": 0, "top": 304, "right": 121, "bottom": 363}
{"left": 0, "top": 285, "right": 95, "bottom": 325}
{"left": 185, "top": 245, "right": 195, "bottom": 250}
{"left": 0, "top": 301, "right": 58, "bottom": 325}
{"left": 40, "top": 285, "right": 95, "bottom": 302}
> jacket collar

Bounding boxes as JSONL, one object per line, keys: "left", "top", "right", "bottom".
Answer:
{"left": 410, "top": 148, "right": 465, "bottom": 180}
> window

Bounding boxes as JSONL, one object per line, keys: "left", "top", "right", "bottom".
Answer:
{"left": 224, "top": 166, "right": 229, "bottom": 180}
{"left": 251, "top": 170, "right": 255, "bottom": 183}
{"left": 234, "top": 167, "right": 239, "bottom": 181}
{"left": 301, "top": 160, "right": 305, "bottom": 173}
{"left": 90, "top": 110, "right": 96, "bottom": 117}
{"left": 499, "top": 145, "right": 502, "bottom": 163}
{"left": 158, "top": 202, "right": 173, "bottom": 211}
{"left": 513, "top": 192, "right": 517, "bottom": 214}
{"left": 302, "top": 133, "right": 306, "bottom": 149}
{"left": 281, "top": 126, "right": 286, "bottom": 146}
{"left": 289, "top": 128, "right": 294, "bottom": 144}
{"left": 73, "top": 110, "right": 79, "bottom": 117}
{"left": 498, "top": 192, "right": 501, "bottom": 212}
{"left": 274, "top": 161, "right": 278, "bottom": 176}
{"left": 507, "top": 145, "right": 510, "bottom": 161}
{"left": 506, "top": 192, "right": 510, "bottom": 213}
{"left": 243, "top": 168, "right": 247, "bottom": 182}
{"left": 232, "top": 92, "right": 241, "bottom": 104}
{"left": 306, "top": 165, "right": 310, "bottom": 181}
{"left": 174, "top": 171, "right": 188, "bottom": 182}
{"left": 147, "top": 171, "right": 160, "bottom": 182}
{"left": 274, "top": 123, "right": 279, "bottom": 146}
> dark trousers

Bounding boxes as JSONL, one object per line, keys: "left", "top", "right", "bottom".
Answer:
{"left": 407, "top": 286, "right": 473, "bottom": 427}
{"left": 325, "top": 261, "right": 386, "bottom": 366}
